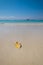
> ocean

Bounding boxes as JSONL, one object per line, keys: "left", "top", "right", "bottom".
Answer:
{"left": 0, "top": 20, "right": 43, "bottom": 23}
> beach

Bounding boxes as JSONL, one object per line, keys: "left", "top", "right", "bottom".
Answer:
{"left": 0, "top": 23, "right": 43, "bottom": 65}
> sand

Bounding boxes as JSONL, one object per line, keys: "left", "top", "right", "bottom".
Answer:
{"left": 0, "top": 23, "right": 43, "bottom": 65}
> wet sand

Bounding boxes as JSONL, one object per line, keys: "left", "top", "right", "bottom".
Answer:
{"left": 0, "top": 23, "right": 43, "bottom": 65}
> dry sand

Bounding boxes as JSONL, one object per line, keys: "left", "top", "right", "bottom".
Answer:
{"left": 0, "top": 23, "right": 43, "bottom": 65}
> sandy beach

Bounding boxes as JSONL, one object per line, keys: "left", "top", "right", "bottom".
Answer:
{"left": 0, "top": 23, "right": 43, "bottom": 65}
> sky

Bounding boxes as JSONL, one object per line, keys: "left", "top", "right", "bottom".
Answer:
{"left": 0, "top": 0, "right": 43, "bottom": 20}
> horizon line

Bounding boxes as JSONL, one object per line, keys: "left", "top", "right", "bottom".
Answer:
{"left": 0, "top": 16, "right": 43, "bottom": 20}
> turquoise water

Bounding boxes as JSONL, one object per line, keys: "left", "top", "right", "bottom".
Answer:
{"left": 0, "top": 20, "right": 43, "bottom": 23}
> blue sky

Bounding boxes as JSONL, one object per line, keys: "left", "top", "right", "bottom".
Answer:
{"left": 0, "top": 0, "right": 43, "bottom": 19}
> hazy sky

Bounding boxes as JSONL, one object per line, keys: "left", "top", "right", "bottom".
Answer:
{"left": 0, "top": 0, "right": 43, "bottom": 19}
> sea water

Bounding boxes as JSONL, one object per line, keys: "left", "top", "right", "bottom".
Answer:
{"left": 0, "top": 20, "right": 43, "bottom": 23}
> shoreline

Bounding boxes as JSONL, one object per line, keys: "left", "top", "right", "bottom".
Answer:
{"left": 0, "top": 22, "right": 43, "bottom": 26}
